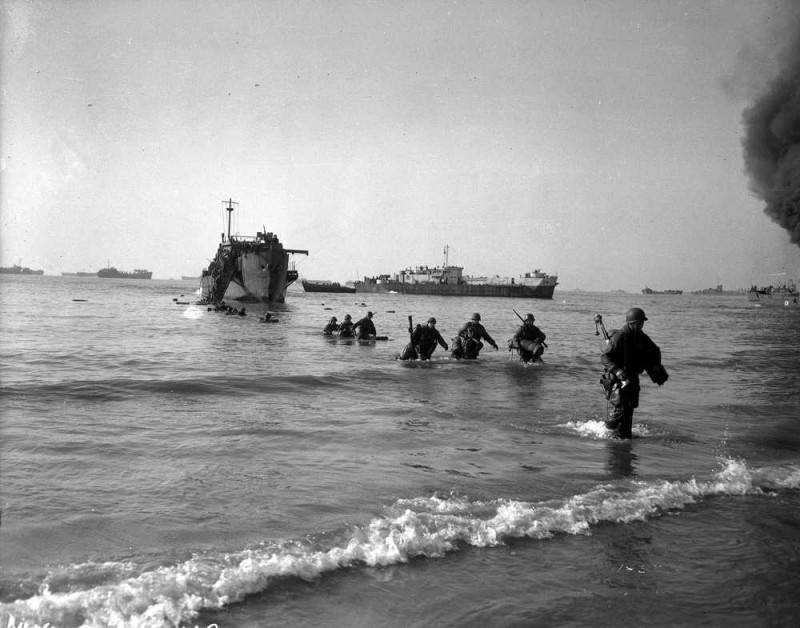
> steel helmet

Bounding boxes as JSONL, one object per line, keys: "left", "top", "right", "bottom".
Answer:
{"left": 625, "top": 307, "right": 648, "bottom": 323}
{"left": 427, "top": 317, "right": 437, "bottom": 324}
{"left": 344, "top": 314, "right": 352, "bottom": 320}
{"left": 330, "top": 316, "right": 338, "bottom": 322}
{"left": 525, "top": 313, "right": 535, "bottom": 322}
{"left": 471, "top": 312, "right": 481, "bottom": 321}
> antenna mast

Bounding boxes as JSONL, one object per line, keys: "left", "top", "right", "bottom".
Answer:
{"left": 443, "top": 244, "right": 450, "bottom": 267}
{"left": 222, "top": 198, "right": 238, "bottom": 242}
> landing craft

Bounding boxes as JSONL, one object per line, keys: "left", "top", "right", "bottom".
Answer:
{"left": 198, "top": 199, "right": 308, "bottom": 304}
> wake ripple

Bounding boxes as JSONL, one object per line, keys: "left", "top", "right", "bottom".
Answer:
{"left": 0, "top": 374, "right": 352, "bottom": 401}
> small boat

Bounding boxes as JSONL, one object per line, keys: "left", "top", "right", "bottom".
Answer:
{"left": 302, "top": 279, "right": 356, "bottom": 294}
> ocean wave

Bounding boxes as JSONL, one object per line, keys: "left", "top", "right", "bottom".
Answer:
{"left": 1, "top": 458, "right": 798, "bottom": 628}
{"left": 0, "top": 374, "right": 353, "bottom": 401}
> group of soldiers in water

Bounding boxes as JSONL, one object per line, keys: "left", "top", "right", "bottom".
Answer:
{"left": 202, "top": 299, "right": 668, "bottom": 438}
{"left": 208, "top": 301, "right": 279, "bottom": 322}
{"left": 323, "top": 311, "right": 376, "bottom": 339}
{"left": 321, "top": 306, "right": 669, "bottom": 440}
{"left": 323, "top": 310, "right": 546, "bottom": 363}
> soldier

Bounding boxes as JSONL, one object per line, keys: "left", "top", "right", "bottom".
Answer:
{"left": 511, "top": 313, "right": 546, "bottom": 363}
{"left": 338, "top": 314, "right": 355, "bottom": 338}
{"left": 600, "top": 307, "right": 669, "bottom": 439}
{"left": 354, "top": 311, "right": 377, "bottom": 339}
{"left": 411, "top": 317, "right": 449, "bottom": 360}
{"left": 322, "top": 316, "right": 339, "bottom": 335}
{"left": 451, "top": 312, "right": 498, "bottom": 359}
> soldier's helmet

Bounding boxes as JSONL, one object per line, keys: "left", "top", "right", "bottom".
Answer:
{"left": 330, "top": 316, "right": 337, "bottom": 322}
{"left": 625, "top": 307, "right": 648, "bottom": 323}
{"left": 471, "top": 312, "right": 481, "bottom": 322}
{"left": 525, "top": 313, "right": 535, "bottom": 323}
{"left": 344, "top": 314, "right": 352, "bottom": 321}
{"left": 428, "top": 317, "right": 437, "bottom": 324}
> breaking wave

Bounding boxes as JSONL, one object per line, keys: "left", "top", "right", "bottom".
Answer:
{"left": 2, "top": 458, "right": 798, "bottom": 628}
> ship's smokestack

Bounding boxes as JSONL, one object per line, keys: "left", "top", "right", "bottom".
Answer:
{"left": 742, "top": 22, "right": 800, "bottom": 246}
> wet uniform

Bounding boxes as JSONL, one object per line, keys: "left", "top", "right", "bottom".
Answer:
{"left": 354, "top": 315, "right": 376, "bottom": 339}
{"left": 338, "top": 319, "right": 355, "bottom": 338}
{"left": 452, "top": 321, "right": 498, "bottom": 359}
{"left": 601, "top": 323, "right": 663, "bottom": 438}
{"left": 412, "top": 324, "right": 448, "bottom": 360}
{"left": 513, "top": 322, "right": 546, "bottom": 363}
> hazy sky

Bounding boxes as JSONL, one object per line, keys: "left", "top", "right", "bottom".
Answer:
{"left": 2, "top": 0, "right": 800, "bottom": 290}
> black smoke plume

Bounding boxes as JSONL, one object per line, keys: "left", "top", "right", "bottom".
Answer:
{"left": 742, "top": 27, "right": 800, "bottom": 246}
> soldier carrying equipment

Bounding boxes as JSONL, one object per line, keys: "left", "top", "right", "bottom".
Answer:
{"left": 596, "top": 308, "right": 669, "bottom": 439}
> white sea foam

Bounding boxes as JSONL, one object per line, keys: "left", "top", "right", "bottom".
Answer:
{"left": 181, "top": 305, "right": 205, "bottom": 320}
{"left": 562, "top": 417, "right": 652, "bottom": 439}
{"left": 2, "top": 459, "right": 798, "bottom": 628}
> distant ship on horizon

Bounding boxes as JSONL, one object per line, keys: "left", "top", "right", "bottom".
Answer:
{"left": 747, "top": 277, "right": 799, "bottom": 306}
{"left": 97, "top": 267, "right": 153, "bottom": 279}
{"left": 354, "top": 246, "right": 558, "bottom": 299}
{"left": 0, "top": 263, "right": 44, "bottom": 275}
{"left": 301, "top": 279, "right": 356, "bottom": 294}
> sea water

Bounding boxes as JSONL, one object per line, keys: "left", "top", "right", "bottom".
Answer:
{"left": 0, "top": 275, "right": 798, "bottom": 628}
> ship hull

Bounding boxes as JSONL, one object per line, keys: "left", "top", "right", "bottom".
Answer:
{"left": 747, "top": 289, "right": 799, "bottom": 306}
{"left": 0, "top": 266, "right": 44, "bottom": 275}
{"left": 97, "top": 268, "right": 152, "bottom": 279}
{"left": 355, "top": 281, "right": 556, "bottom": 299}
{"left": 302, "top": 280, "right": 356, "bottom": 294}
{"left": 200, "top": 243, "right": 300, "bottom": 303}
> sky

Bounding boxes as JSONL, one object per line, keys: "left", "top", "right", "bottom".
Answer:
{"left": 2, "top": 0, "right": 800, "bottom": 291}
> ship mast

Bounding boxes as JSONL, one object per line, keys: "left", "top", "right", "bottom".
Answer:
{"left": 443, "top": 244, "right": 450, "bottom": 267}
{"left": 222, "top": 198, "right": 238, "bottom": 242}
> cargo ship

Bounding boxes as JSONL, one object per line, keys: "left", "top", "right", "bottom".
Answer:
{"left": 642, "top": 286, "right": 683, "bottom": 295}
{"left": 0, "top": 263, "right": 43, "bottom": 275}
{"left": 97, "top": 267, "right": 152, "bottom": 279}
{"left": 354, "top": 262, "right": 558, "bottom": 299}
{"left": 199, "top": 199, "right": 308, "bottom": 303}
{"left": 301, "top": 279, "right": 356, "bottom": 294}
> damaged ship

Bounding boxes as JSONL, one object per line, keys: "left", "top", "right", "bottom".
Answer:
{"left": 199, "top": 199, "right": 308, "bottom": 304}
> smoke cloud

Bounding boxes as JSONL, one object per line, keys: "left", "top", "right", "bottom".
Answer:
{"left": 742, "top": 15, "right": 800, "bottom": 246}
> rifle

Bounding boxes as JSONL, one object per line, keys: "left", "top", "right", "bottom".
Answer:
{"left": 593, "top": 313, "right": 610, "bottom": 341}
{"left": 399, "top": 315, "right": 419, "bottom": 360}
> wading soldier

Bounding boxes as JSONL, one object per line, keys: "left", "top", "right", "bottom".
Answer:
{"left": 599, "top": 307, "right": 668, "bottom": 438}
